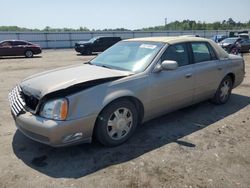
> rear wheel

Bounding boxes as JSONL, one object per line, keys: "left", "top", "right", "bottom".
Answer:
{"left": 212, "top": 76, "right": 233, "bottom": 104}
{"left": 25, "top": 50, "right": 33, "bottom": 58}
{"left": 95, "top": 99, "right": 138, "bottom": 146}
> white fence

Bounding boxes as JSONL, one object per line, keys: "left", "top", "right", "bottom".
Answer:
{"left": 0, "top": 30, "right": 231, "bottom": 49}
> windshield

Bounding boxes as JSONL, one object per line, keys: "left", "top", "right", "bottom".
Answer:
{"left": 221, "top": 38, "right": 238, "bottom": 43}
{"left": 89, "top": 37, "right": 98, "bottom": 43}
{"left": 90, "top": 41, "right": 164, "bottom": 72}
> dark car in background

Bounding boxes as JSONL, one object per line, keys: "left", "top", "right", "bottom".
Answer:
{"left": 219, "top": 37, "right": 250, "bottom": 53}
{"left": 239, "top": 39, "right": 250, "bottom": 52}
{"left": 219, "top": 37, "right": 242, "bottom": 52}
{"left": 0, "top": 40, "right": 42, "bottom": 58}
{"left": 75, "top": 36, "right": 121, "bottom": 55}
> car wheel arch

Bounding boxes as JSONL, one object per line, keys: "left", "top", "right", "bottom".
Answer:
{"left": 26, "top": 49, "right": 34, "bottom": 53}
{"left": 216, "top": 72, "right": 235, "bottom": 89}
{"left": 25, "top": 49, "right": 34, "bottom": 57}
{"left": 103, "top": 95, "right": 144, "bottom": 122}
{"left": 226, "top": 72, "right": 235, "bottom": 86}
{"left": 92, "top": 95, "right": 145, "bottom": 139}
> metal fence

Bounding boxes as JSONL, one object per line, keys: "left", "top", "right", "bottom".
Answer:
{"left": 0, "top": 30, "right": 232, "bottom": 49}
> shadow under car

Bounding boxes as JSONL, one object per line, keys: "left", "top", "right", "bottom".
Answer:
{"left": 12, "top": 93, "right": 250, "bottom": 178}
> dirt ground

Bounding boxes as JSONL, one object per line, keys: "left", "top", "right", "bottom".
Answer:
{"left": 0, "top": 49, "right": 249, "bottom": 188}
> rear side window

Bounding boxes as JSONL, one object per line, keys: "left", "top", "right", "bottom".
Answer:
{"left": 161, "top": 43, "right": 189, "bottom": 67}
{"left": 207, "top": 43, "right": 218, "bottom": 60}
{"left": 12, "top": 41, "right": 27, "bottom": 46}
{"left": 241, "top": 39, "right": 250, "bottom": 45}
{"left": 0, "top": 41, "right": 11, "bottom": 47}
{"left": 191, "top": 42, "right": 216, "bottom": 63}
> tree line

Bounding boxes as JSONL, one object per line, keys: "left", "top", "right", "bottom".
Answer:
{"left": 0, "top": 18, "right": 249, "bottom": 32}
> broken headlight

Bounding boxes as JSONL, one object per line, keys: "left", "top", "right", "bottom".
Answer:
{"left": 40, "top": 98, "right": 68, "bottom": 120}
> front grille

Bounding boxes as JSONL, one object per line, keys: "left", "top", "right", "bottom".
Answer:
{"left": 8, "top": 85, "right": 26, "bottom": 116}
{"left": 21, "top": 92, "right": 39, "bottom": 112}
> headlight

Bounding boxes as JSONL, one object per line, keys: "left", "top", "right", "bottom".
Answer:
{"left": 80, "top": 44, "right": 84, "bottom": 47}
{"left": 40, "top": 98, "right": 68, "bottom": 120}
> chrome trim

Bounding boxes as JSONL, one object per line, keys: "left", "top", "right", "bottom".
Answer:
{"left": 8, "top": 85, "right": 26, "bottom": 116}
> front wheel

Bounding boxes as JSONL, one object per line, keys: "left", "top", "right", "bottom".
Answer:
{"left": 95, "top": 99, "right": 138, "bottom": 147}
{"left": 25, "top": 50, "right": 33, "bottom": 58}
{"left": 80, "top": 49, "right": 92, "bottom": 55}
{"left": 212, "top": 76, "right": 233, "bottom": 104}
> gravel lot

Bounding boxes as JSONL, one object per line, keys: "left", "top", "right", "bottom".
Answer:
{"left": 0, "top": 49, "right": 249, "bottom": 188}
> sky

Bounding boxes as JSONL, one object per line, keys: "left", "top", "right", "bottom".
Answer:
{"left": 1, "top": 0, "right": 250, "bottom": 30}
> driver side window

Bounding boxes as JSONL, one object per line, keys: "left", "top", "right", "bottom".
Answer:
{"left": 161, "top": 43, "right": 189, "bottom": 67}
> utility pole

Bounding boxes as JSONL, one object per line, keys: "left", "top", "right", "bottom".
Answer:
{"left": 165, "top": 17, "right": 167, "bottom": 30}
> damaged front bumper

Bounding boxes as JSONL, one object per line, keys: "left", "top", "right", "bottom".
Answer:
{"left": 13, "top": 111, "right": 97, "bottom": 147}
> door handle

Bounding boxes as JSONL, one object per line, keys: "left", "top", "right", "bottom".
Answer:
{"left": 185, "top": 73, "right": 192, "bottom": 78}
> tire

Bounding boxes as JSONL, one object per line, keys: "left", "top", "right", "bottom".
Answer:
{"left": 80, "top": 49, "right": 91, "bottom": 55}
{"left": 211, "top": 76, "right": 233, "bottom": 105}
{"left": 86, "top": 49, "right": 92, "bottom": 55}
{"left": 95, "top": 99, "right": 138, "bottom": 147}
{"left": 25, "top": 50, "right": 33, "bottom": 58}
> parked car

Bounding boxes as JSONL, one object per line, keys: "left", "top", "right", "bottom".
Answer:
{"left": 219, "top": 37, "right": 250, "bottom": 53}
{"left": 238, "top": 33, "right": 249, "bottom": 40}
{"left": 239, "top": 39, "right": 250, "bottom": 52}
{"left": 0, "top": 40, "right": 42, "bottom": 58}
{"left": 9, "top": 37, "right": 245, "bottom": 147}
{"left": 74, "top": 36, "right": 121, "bottom": 55}
{"left": 211, "top": 35, "right": 228, "bottom": 43}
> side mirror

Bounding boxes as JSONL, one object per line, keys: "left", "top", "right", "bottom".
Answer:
{"left": 154, "top": 60, "right": 178, "bottom": 72}
{"left": 161, "top": 60, "right": 178, "bottom": 70}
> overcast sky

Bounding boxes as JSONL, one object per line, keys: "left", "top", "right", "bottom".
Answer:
{"left": 1, "top": 0, "right": 250, "bottom": 30}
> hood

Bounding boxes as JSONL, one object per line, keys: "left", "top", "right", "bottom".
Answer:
{"left": 20, "top": 64, "right": 131, "bottom": 99}
{"left": 77, "top": 41, "right": 91, "bottom": 45}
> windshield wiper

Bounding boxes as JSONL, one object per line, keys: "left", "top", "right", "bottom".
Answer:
{"left": 98, "top": 64, "right": 112, "bottom": 69}
{"left": 87, "top": 62, "right": 112, "bottom": 69}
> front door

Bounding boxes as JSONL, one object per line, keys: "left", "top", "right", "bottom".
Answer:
{"left": 148, "top": 43, "right": 195, "bottom": 118}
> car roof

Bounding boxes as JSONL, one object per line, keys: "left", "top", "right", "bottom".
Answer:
{"left": 125, "top": 36, "right": 229, "bottom": 60}
{"left": 239, "top": 33, "right": 249, "bottom": 36}
{"left": 0, "top": 40, "right": 28, "bottom": 43}
{"left": 124, "top": 36, "right": 211, "bottom": 44}
{"left": 96, "top": 36, "right": 121, "bottom": 39}
{"left": 225, "top": 37, "right": 239, "bottom": 39}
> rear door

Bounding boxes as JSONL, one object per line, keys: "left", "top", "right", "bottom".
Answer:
{"left": 240, "top": 39, "right": 250, "bottom": 52}
{"left": 11, "top": 41, "right": 27, "bottom": 55}
{"left": 190, "top": 42, "right": 222, "bottom": 102}
{"left": 148, "top": 43, "right": 195, "bottom": 117}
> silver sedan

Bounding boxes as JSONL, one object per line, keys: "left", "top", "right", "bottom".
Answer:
{"left": 9, "top": 37, "right": 245, "bottom": 147}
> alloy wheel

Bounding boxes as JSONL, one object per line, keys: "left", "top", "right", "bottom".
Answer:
{"left": 107, "top": 107, "right": 133, "bottom": 140}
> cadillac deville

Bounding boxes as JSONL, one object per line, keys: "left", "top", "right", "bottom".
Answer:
{"left": 8, "top": 37, "right": 245, "bottom": 147}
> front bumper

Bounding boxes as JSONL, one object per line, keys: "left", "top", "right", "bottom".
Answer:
{"left": 13, "top": 112, "right": 97, "bottom": 147}
{"left": 74, "top": 46, "right": 84, "bottom": 53}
